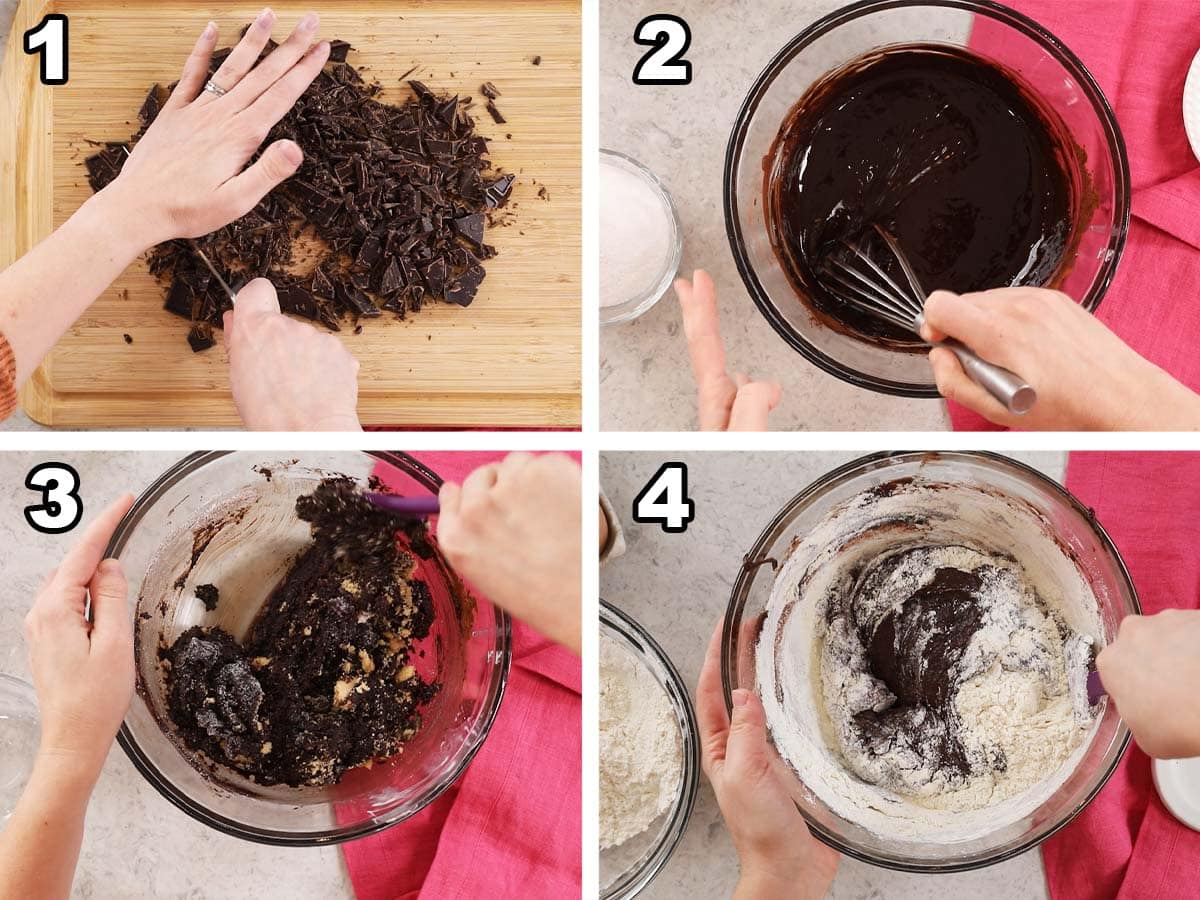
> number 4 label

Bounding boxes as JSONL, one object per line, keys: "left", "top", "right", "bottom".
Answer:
{"left": 23, "top": 14, "right": 69, "bottom": 86}
{"left": 633, "top": 15, "right": 692, "bottom": 85}
{"left": 633, "top": 462, "right": 695, "bottom": 533}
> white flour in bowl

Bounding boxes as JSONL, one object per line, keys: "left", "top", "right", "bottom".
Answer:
{"left": 757, "top": 477, "right": 1102, "bottom": 842}
{"left": 600, "top": 634, "right": 683, "bottom": 848}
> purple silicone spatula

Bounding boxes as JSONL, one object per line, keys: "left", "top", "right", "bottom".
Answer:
{"left": 1087, "top": 669, "right": 1106, "bottom": 705}
{"left": 364, "top": 493, "right": 440, "bottom": 518}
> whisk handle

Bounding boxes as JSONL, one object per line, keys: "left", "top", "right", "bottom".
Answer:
{"left": 942, "top": 339, "right": 1037, "bottom": 416}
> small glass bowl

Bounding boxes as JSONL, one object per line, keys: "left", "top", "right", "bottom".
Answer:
{"left": 600, "top": 149, "right": 684, "bottom": 325}
{"left": 108, "top": 452, "right": 511, "bottom": 846}
{"left": 722, "top": 451, "right": 1136, "bottom": 872}
{"left": 0, "top": 675, "right": 40, "bottom": 823}
{"left": 725, "top": 0, "right": 1130, "bottom": 396}
{"left": 600, "top": 600, "right": 699, "bottom": 898}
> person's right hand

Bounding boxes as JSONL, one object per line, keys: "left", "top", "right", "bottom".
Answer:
{"left": 696, "top": 619, "right": 839, "bottom": 900}
{"left": 223, "top": 278, "right": 362, "bottom": 430}
{"left": 24, "top": 495, "right": 136, "bottom": 781}
{"left": 437, "top": 453, "right": 582, "bottom": 654}
{"left": 106, "top": 10, "right": 330, "bottom": 247}
{"left": 921, "top": 288, "right": 1200, "bottom": 430}
{"left": 677, "top": 270, "right": 782, "bottom": 431}
{"left": 1096, "top": 609, "right": 1200, "bottom": 759}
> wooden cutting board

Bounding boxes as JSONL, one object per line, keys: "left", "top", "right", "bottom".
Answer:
{"left": 0, "top": 0, "right": 581, "bottom": 428}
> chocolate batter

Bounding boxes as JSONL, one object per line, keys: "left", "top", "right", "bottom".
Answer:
{"left": 161, "top": 479, "right": 438, "bottom": 787}
{"left": 765, "top": 44, "right": 1076, "bottom": 345}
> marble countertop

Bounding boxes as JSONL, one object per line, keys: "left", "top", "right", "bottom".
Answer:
{"left": 600, "top": 1, "right": 957, "bottom": 431}
{"left": 599, "top": 450, "right": 1068, "bottom": 899}
{"left": 0, "top": 452, "right": 353, "bottom": 899}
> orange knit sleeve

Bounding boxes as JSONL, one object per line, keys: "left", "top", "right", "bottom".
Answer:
{"left": 0, "top": 333, "right": 17, "bottom": 420}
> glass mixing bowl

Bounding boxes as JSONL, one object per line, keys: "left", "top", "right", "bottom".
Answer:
{"left": 0, "top": 675, "right": 39, "bottom": 824}
{"left": 725, "top": 0, "right": 1131, "bottom": 396}
{"left": 108, "top": 452, "right": 510, "bottom": 846}
{"left": 600, "top": 600, "right": 699, "bottom": 899}
{"left": 722, "top": 451, "right": 1136, "bottom": 872}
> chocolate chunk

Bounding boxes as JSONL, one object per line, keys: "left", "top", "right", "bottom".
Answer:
{"left": 328, "top": 39, "right": 352, "bottom": 63}
{"left": 485, "top": 174, "right": 516, "bottom": 209}
{"left": 485, "top": 100, "right": 506, "bottom": 124}
{"left": 138, "top": 84, "right": 164, "bottom": 126}
{"left": 187, "top": 325, "right": 216, "bottom": 353}
{"left": 195, "top": 583, "right": 220, "bottom": 612}
{"left": 453, "top": 213, "right": 485, "bottom": 249}
{"left": 123, "top": 333, "right": 133, "bottom": 344}
{"left": 480, "top": 81, "right": 501, "bottom": 100}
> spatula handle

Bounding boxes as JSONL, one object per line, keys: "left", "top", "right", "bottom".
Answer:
{"left": 942, "top": 339, "right": 1037, "bottom": 416}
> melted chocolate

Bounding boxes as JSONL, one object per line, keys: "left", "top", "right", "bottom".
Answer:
{"left": 765, "top": 44, "right": 1076, "bottom": 346}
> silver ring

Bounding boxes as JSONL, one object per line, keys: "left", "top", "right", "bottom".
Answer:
{"left": 202, "top": 80, "right": 227, "bottom": 97}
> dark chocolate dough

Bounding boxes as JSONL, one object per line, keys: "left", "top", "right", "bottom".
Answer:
{"left": 161, "top": 479, "right": 438, "bottom": 787}
{"left": 765, "top": 44, "right": 1076, "bottom": 345}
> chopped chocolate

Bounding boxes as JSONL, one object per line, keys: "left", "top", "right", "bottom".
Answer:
{"left": 195, "top": 583, "right": 220, "bottom": 612}
{"left": 83, "top": 34, "right": 518, "bottom": 351}
{"left": 531, "top": 55, "right": 542, "bottom": 66}
{"left": 480, "top": 81, "right": 501, "bottom": 100}
{"left": 123, "top": 333, "right": 133, "bottom": 344}
{"left": 485, "top": 100, "right": 506, "bottom": 124}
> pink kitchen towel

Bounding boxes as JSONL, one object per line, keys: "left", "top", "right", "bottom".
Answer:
{"left": 951, "top": 0, "right": 1200, "bottom": 431}
{"left": 1044, "top": 452, "right": 1200, "bottom": 900}
{"left": 340, "top": 451, "right": 582, "bottom": 900}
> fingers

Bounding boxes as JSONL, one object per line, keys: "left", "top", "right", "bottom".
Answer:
{"left": 438, "top": 481, "right": 462, "bottom": 518}
{"left": 460, "top": 463, "right": 500, "bottom": 508}
{"left": 167, "top": 21, "right": 220, "bottom": 110}
{"left": 87, "top": 559, "right": 131, "bottom": 651}
{"left": 202, "top": 7, "right": 278, "bottom": 98}
{"left": 929, "top": 346, "right": 1011, "bottom": 424}
{"left": 52, "top": 494, "right": 136, "bottom": 592}
{"left": 217, "top": 139, "right": 304, "bottom": 220}
{"left": 231, "top": 278, "right": 281, "bottom": 319}
{"left": 695, "top": 617, "right": 731, "bottom": 771}
{"left": 921, "top": 290, "right": 1001, "bottom": 351}
{"left": 725, "top": 689, "right": 772, "bottom": 782}
{"left": 727, "top": 380, "right": 782, "bottom": 432}
{"left": 241, "top": 39, "right": 330, "bottom": 127}
{"left": 677, "top": 270, "right": 736, "bottom": 430}
{"left": 226, "top": 12, "right": 320, "bottom": 110}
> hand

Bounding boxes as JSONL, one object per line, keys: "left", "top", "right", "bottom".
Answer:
{"left": 24, "top": 494, "right": 136, "bottom": 780}
{"left": 676, "top": 270, "right": 782, "bottom": 431}
{"left": 223, "top": 278, "right": 362, "bottom": 430}
{"left": 696, "top": 619, "right": 839, "bottom": 899}
{"left": 104, "top": 11, "right": 330, "bottom": 247}
{"left": 437, "top": 453, "right": 582, "bottom": 654}
{"left": 921, "top": 288, "right": 1200, "bottom": 430}
{"left": 1096, "top": 610, "right": 1200, "bottom": 759}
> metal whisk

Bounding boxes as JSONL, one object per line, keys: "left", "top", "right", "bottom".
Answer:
{"left": 822, "top": 227, "right": 1036, "bottom": 415}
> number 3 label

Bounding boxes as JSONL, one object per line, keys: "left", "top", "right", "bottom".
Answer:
{"left": 633, "top": 462, "right": 695, "bottom": 533}
{"left": 25, "top": 463, "right": 83, "bottom": 535}
{"left": 633, "top": 15, "right": 692, "bottom": 85}
{"left": 23, "top": 13, "right": 69, "bottom": 86}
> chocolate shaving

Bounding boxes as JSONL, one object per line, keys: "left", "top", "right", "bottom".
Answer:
{"left": 84, "top": 34, "right": 517, "bottom": 351}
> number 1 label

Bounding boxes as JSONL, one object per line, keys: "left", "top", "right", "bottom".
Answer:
{"left": 23, "top": 13, "right": 69, "bottom": 86}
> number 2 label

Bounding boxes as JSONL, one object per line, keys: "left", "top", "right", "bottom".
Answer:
{"left": 633, "top": 462, "right": 695, "bottom": 533}
{"left": 23, "top": 13, "right": 69, "bottom": 86}
{"left": 633, "top": 15, "right": 692, "bottom": 85}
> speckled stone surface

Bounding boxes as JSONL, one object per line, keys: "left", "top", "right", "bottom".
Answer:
{"left": 0, "top": 452, "right": 353, "bottom": 899}
{"left": 599, "top": 450, "right": 1069, "bottom": 899}
{"left": 600, "top": 1, "right": 966, "bottom": 431}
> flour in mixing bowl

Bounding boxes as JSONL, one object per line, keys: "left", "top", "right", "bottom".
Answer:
{"left": 599, "top": 634, "right": 682, "bottom": 848}
{"left": 757, "top": 477, "right": 1105, "bottom": 842}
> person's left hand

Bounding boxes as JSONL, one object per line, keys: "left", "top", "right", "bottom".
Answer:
{"left": 696, "top": 618, "right": 839, "bottom": 900}
{"left": 676, "top": 270, "right": 782, "bottom": 431}
{"left": 24, "top": 494, "right": 136, "bottom": 780}
{"left": 106, "top": 11, "right": 330, "bottom": 247}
